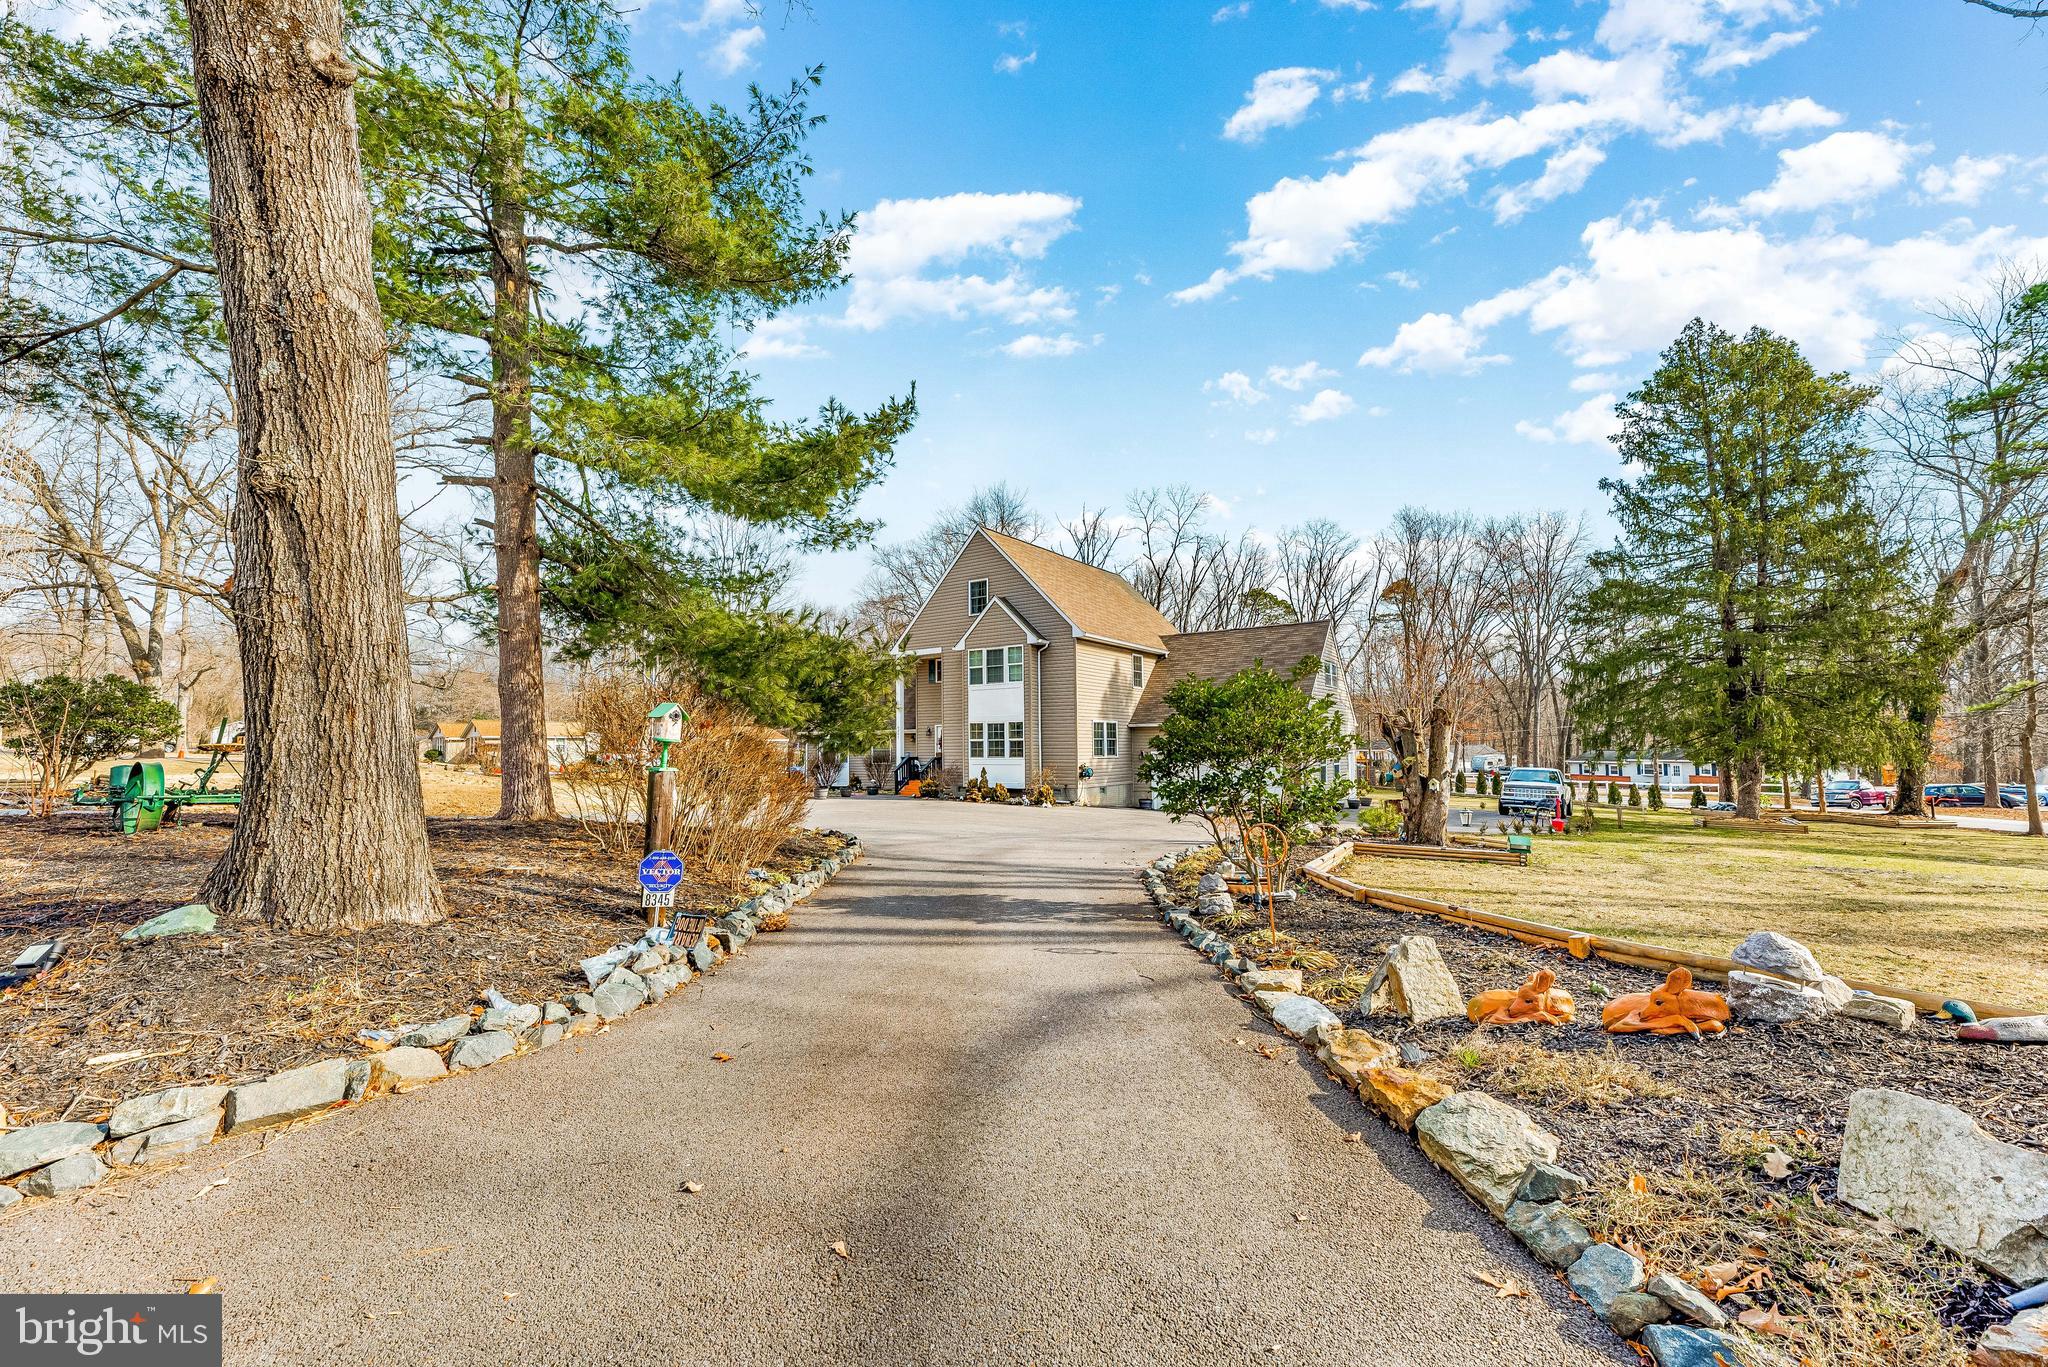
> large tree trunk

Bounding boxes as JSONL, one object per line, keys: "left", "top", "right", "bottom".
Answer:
{"left": 1734, "top": 754, "right": 1764, "bottom": 820}
{"left": 486, "top": 89, "right": 555, "bottom": 821}
{"left": 1400, "top": 708, "right": 1451, "bottom": 846}
{"left": 185, "top": 0, "right": 441, "bottom": 929}
{"left": 1892, "top": 699, "right": 1932, "bottom": 818}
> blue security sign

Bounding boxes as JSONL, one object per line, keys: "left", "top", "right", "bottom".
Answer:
{"left": 638, "top": 850, "right": 685, "bottom": 891}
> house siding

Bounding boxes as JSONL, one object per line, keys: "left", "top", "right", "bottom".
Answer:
{"left": 1074, "top": 640, "right": 1144, "bottom": 806}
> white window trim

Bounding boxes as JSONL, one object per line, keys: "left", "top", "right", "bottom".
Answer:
{"left": 968, "top": 578, "right": 988, "bottom": 616}
{"left": 1092, "top": 720, "right": 1119, "bottom": 758}
{"left": 1131, "top": 652, "right": 1145, "bottom": 686}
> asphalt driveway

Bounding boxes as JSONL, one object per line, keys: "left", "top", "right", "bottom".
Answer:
{"left": 0, "top": 799, "right": 1624, "bottom": 1365}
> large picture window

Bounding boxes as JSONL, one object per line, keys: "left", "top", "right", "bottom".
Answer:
{"left": 968, "top": 579, "right": 988, "bottom": 616}
{"left": 1092, "top": 721, "right": 1118, "bottom": 757}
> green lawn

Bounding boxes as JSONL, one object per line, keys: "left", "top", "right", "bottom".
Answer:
{"left": 1336, "top": 809, "right": 2048, "bottom": 1010}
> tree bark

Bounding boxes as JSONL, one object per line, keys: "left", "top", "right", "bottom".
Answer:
{"left": 1734, "top": 754, "right": 1764, "bottom": 820}
{"left": 486, "top": 81, "right": 555, "bottom": 821}
{"left": 184, "top": 0, "right": 441, "bottom": 928}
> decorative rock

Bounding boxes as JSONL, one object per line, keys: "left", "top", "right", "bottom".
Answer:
{"left": 1196, "top": 872, "right": 1228, "bottom": 894}
{"left": 1974, "top": 1307, "right": 2048, "bottom": 1366}
{"left": 479, "top": 1003, "right": 540, "bottom": 1033}
{"left": 1503, "top": 1198, "right": 1593, "bottom": 1269}
{"left": 19, "top": 1151, "right": 107, "bottom": 1196}
{"left": 108, "top": 1084, "right": 229, "bottom": 1139}
{"left": 368, "top": 1047, "right": 448, "bottom": 1093}
{"left": 1363, "top": 936, "right": 1465, "bottom": 1023}
{"left": 579, "top": 944, "right": 633, "bottom": 990}
{"left": 344, "top": 1059, "right": 373, "bottom": 1100}
{"left": 1606, "top": 1291, "right": 1672, "bottom": 1339}
{"left": 688, "top": 942, "right": 718, "bottom": 973}
{"left": 223, "top": 1059, "right": 352, "bottom": 1135}
{"left": 629, "top": 949, "right": 664, "bottom": 974}
{"left": 448, "top": 1031, "right": 517, "bottom": 1071}
{"left": 643, "top": 963, "right": 692, "bottom": 1001}
{"left": 1415, "top": 1091, "right": 1559, "bottom": 1214}
{"left": 1515, "top": 1160, "right": 1588, "bottom": 1204}
{"left": 1841, "top": 991, "right": 1916, "bottom": 1032}
{"left": 566, "top": 1012, "right": 601, "bottom": 1038}
{"left": 569, "top": 993, "right": 597, "bottom": 1015}
{"left": 1397, "top": 1042, "right": 1427, "bottom": 1067}
{"left": 0, "top": 1186, "right": 19, "bottom": 1210}
{"left": 398, "top": 1015, "right": 472, "bottom": 1049}
{"left": 1315, "top": 1027, "right": 1396, "bottom": 1088}
{"left": 120, "top": 903, "right": 216, "bottom": 942}
{"left": 758, "top": 909, "right": 791, "bottom": 933}
{"left": 1819, "top": 974, "right": 1855, "bottom": 1011}
{"left": 1565, "top": 1243, "right": 1646, "bottom": 1319}
{"left": 0, "top": 1122, "right": 106, "bottom": 1179}
{"left": 1839, "top": 1087, "right": 2048, "bottom": 1282}
{"left": 1239, "top": 968, "right": 1304, "bottom": 994}
{"left": 1640, "top": 1325, "right": 1742, "bottom": 1367}
{"left": 107, "top": 1109, "right": 222, "bottom": 1167}
{"left": 1252, "top": 991, "right": 1341, "bottom": 1039}
{"left": 592, "top": 974, "right": 647, "bottom": 1021}
{"left": 542, "top": 1001, "right": 570, "bottom": 1024}
{"left": 1726, "top": 970, "right": 1833, "bottom": 1023}
{"left": 1959, "top": 1014, "right": 2048, "bottom": 1044}
{"left": 537, "top": 1022, "right": 566, "bottom": 1049}
{"left": 1731, "top": 930, "right": 1825, "bottom": 983}
{"left": 1647, "top": 1272, "right": 1731, "bottom": 1330}
{"left": 1358, "top": 1066, "right": 1453, "bottom": 1132}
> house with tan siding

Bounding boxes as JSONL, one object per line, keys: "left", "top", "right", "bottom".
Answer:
{"left": 892, "top": 528, "right": 1358, "bottom": 807}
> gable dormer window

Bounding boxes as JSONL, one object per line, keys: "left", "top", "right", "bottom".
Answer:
{"left": 1322, "top": 658, "right": 1338, "bottom": 689}
{"left": 968, "top": 579, "right": 988, "bottom": 616}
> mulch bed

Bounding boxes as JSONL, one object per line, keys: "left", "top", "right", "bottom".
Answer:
{"left": 0, "top": 814, "right": 836, "bottom": 1123}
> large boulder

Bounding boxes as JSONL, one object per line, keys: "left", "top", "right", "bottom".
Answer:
{"left": 1731, "top": 930, "right": 1825, "bottom": 983}
{"left": 1726, "top": 970, "right": 1833, "bottom": 1023}
{"left": 223, "top": 1059, "right": 352, "bottom": 1135}
{"left": 1415, "top": 1091, "right": 1559, "bottom": 1214}
{"left": 107, "top": 1084, "right": 228, "bottom": 1139}
{"left": 1363, "top": 936, "right": 1464, "bottom": 1023}
{"left": 1253, "top": 992, "right": 1340, "bottom": 1039}
{"left": 1838, "top": 1088, "right": 2048, "bottom": 1283}
{"left": 0, "top": 1122, "right": 106, "bottom": 1179}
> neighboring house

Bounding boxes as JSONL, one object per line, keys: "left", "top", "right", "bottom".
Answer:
{"left": 892, "top": 527, "right": 1357, "bottom": 807}
{"left": 422, "top": 720, "right": 468, "bottom": 762}
{"left": 1567, "top": 750, "right": 1717, "bottom": 789}
{"left": 544, "top": 722, "right": 593, "bottom": 769}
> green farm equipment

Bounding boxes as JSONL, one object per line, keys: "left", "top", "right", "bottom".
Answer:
{"left": 73, "top": 726, "right": 244, "bottom": 834}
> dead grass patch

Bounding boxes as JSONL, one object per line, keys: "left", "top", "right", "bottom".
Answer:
{"left": 1433, "top": 1037, "right": 1679, "bottom": 1109}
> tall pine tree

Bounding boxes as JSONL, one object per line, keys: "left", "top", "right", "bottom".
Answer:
{"left": 1573, "top": 320, "right": 1900, "bottom": 820}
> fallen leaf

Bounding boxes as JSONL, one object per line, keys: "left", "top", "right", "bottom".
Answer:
{"left": 1342, "top": 1131, "right": 1363, "bottom": 1144}
{"left": 501, "top": 1291, "right": 519, "bottom": 1302}
{"left": 1737, "top": 1306, "right": 1796, "bottom": 1337}
{"left": 1760, "top": 1151, "right": 1796, "bottom": 1181}
{"left": 829, "top": 1241, "right": 851, "bottom": 1261}
{"left": 711, "top": 1053, "right": 733, "bottom": 1063}
{"left": 681, "top": 1180, "right": 704, "bottom": 1194}
{"left": 1629, "top": 1173, "right": 1649, "bottom": 1194}
{"left": 1293, "top": 1212, "right": 1308, "bottom": 1223}
{"left": 1470, "top": 1270, "right": 1530, "bottom": 1299}
{"left": 186, "top": 1277, "right": 218, "bottom": 1295}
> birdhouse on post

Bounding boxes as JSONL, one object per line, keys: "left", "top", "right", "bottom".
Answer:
{"left": 643, "top": 702, "right": 688, "bottom": 872}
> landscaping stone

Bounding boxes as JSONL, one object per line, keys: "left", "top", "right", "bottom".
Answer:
{"left": 1515, "top": 1160, "right": 1588, "bottom": 1204}
{"left": 566, "top": 1013, "right": 601, "bottom": 1037}
{"left": 1238, "top": 968, "right": 1304, "bottom": 994}
{"left": 629, "top": 949, "right": 664, "bottom": 975}
{"left": 758, "top": 908, "right": 791, "bottom": 933}
{"left": 223, "top": 1059, "right": 352, "bottom": 1135}
{"left": 579, "top": 944, "right": 633, "bottom": 989}
{"left": 643, "top": 963, "right": 692, "bottom": 1001}
{"left": 1252, "top": 991, "right": 1340, "bottom": 1039}
{"left": 1397, "top": 1042, "right": 1427, "bottom": 1067}
{"left": 1315, "top": 1027, "right": 1396, "bottom": 1088}
{"left": 480, "top": 1003, "right": 541, "bottom": 1033}
{"left": 537, "top": 1022, "right": 566, "bottom": 1049}
{"left": 1640, "top": 1325, "right": 1742, "bottom": 1367}
{"left": 0, "top": 1186, "right": 19, "bottom": 1210}
{"left": 1503, "top": 1199, "right": 1592, "bottom": 1269}
{"left": 108, "top": 1084, "right": 228, "bottom": 1139}
{"left": 569, "top": 993, "right": 597, "bottom": 1015}
{"left": 1358, "top": 1066, "right": 1452, "bottom": 1132}
{"left": 344, "top": 1059, "right": 372, "bottom": 1100}
{"left": 120, "top": 903, "right": 215, "bottom": 942}
{"left": 1605, "top": 1291, "right": 1671, "bottom": 1339}
{"left": 107, "top": 1110, "right": 222, "bottom": 1167}
{"left": 542, "top": 1001, "right": 570, "bottom": 1024}
{"left": 1819, "top": 974, "right": 1855, "bottom": 1010}
{"left": 1646, "top": 1273, "right": 1731, "bottom": 1330}
{"left": 688, "top": 942, "right": 718, "bottom": 972}
{"left": 398, "top": 1015, "right": 472, "bottom": 1049}
{"left": 1363, "top": 936, "right": 1464, "bottom": 1023}
{"left": 1731, "top": 929, "right": 1825, "bottom": 983}
{"left": 0, "top": 1122, "right": 106, "bottom": 1179}
{"left": 368, "top": 1047, "right": 448, "bottom": 1093}
{"left": 1838, "top": 1087, "right": 2048, "bottom": 1282}
{"left": 1841, "top": 991, "right": 1916, "bottom": 1032}
{"left": 592, "top": 974, "right": 647, "bottom": 1021}
{"left": 19, "top": 1151, "right": 107, "bottom": 1197}
{"left": 448, "top": 1031, "right": 517, "bottom": 1071}
{"left": 1565, "top": 1243, "right": 1646, "bottom": 1320}
{"left": 1726, "top": 969, "right": 1834, "bottom": 1023}
{"left": 1415, "top": 1091, "right": 1560, "bottom": 1214}
{"left": 1974, "top": 1307, "right": 2048, "bottom": 1367}
{"left": 1197, "top": 872, "right": 1228, "bottom": 894}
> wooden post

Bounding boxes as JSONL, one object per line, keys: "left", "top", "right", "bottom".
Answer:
{"left": 644, "top": 767, "right": 676, "bottom": 925}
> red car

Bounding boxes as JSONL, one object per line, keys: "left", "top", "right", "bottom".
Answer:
{"left": 1835, "top": 785, "right": 1894, "bottom": 809}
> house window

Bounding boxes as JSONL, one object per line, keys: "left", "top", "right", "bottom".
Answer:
{"left": 1006, "top": 645, "right": 1023, "bottom": 681}
{"left": 1092, "top": 721, "right": 1118, "bottom": 757}
{"left": 968, "top": 579, "right": 988, "bottom": 616}
{"left": 1322, "top": 659, "right": 1338, "bottom": 688}
{"left": 968, "top": 723, "right": 986, "bottom": 758}
{"left": 926, "top": 658, "right": 941, "bottom": 685}
{"left": 1131, "top": 653, "right": 1145, "bottom": 687}
{"left": 968, "top": 650, "right": 985, "bottom": 685}
{"left": 1007, "top": 722, "right": 1025, "bottom": 758}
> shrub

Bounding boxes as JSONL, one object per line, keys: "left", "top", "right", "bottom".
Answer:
{"left": 1026, "top": 768, "right": 1056, "bottom": 806}
{"left": 1691, "top": 786, "right": 1707, "bottom": 809}
{"left": 1358, "top": 804, "right": 1401, "bottom": 837}
{"left": 1627, "top": 784, "right": 1642, "bottom": 807}
{"left": 1453, "top": 770, "right": 1467, "bottom": 795}
{"left": 1648, "top": 779, "right": 1664, "bottom": 810}
{"left": 423, "top": 748, "right": 443, "bottom": 763}
{"left": 0, "top": 673, "right": 182, "bottom": 813}
{"left": 1607, "top": 780, "right": 1622, "bottom": 804}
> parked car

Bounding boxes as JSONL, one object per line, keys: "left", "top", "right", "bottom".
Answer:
{"left": 1498, "top": 767, "right": 1572, "bottom": 820}
{"left": 1922, "top": 782, "right": 2019, "bottom": 808}
{"left": 1998, "top": 785, "right": 2042, "bottom": 809}
{"left": 1834, "top": 785, "right": 1894, "bottom": 809}
{"left": 1822, "top": 779, "right": 1865, "bottom": 803}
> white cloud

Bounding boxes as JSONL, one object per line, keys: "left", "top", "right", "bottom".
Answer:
{"left": 1265, "top": 360, "right": 1339, "bottom": 390}
{"left": 1492, "top": 141, "right": 1606, "bottom": 222}
{"left": 1292, "top": 388, "right": 1358, "bottom": 423}
{"left": 1206, "top": 370, "right": 1269, "bottom": 404}
{"left": 995, "top": 49, "right": 1037, "bottom": 74}
{"left": 1318, "top": 0, "right": 1378, "bottom": 10}
{"left": 1358, "top": 311, "right": 1509, "bottom": 373}
{"left": 997, "top": 18, "right": 1029, "bottom": 37}
{"left": 680, "top": 0, "right": 748, "bottom": 34}
{"left": 1595, "top": 0, "right": 1813, "bottom": 53}
{"left": 1918, "top": 154, "right": 2013, "bottom": 206}
{"left": 1001, "top": 332, "right": 1097, "bottom": 358}
{"left": 1213, "top": 1, "right": 1253, "bottom": 19}
{"left": 1334, "top": 77, "right": 1376, "bottom": 102}
{"left": 1365, "top": 404, "right": 1391, "bottom": 417}
{"left": 1569, "top": 370, "right": 1623, "bottom": 391}
{"left": 1389, "top": 24, "right": 1516, "bottom": 96}
{"left": 1735, "top": 130, "right": 1918, "bottom": 217}
{"left": 1224, "top": 68, "right": 1338, "bottom": 143}
{"left": 742, "top": 315, "right": 825, "bottom": 360}
{"left": 1516, "top": 393, "right": 1619, "bottom": 445}
{"left": 1383, "top": 269, "right": 1422, "bottom": 289}
{"left": 842, "top": 191, "right": 1082, "bottom": 331}
{"left": 1696, "top": 27, "right": 1810, "bottom": 76}
{"left": 1245, "top": 427, "right": 1280, "bottom": 445}
{"left": 1406, "top": 0, "right": 1521, "bottom": 27}
{"left": 710, "top": 24, "right": 765, "bottom": 75}
{"left": 1745, "top": 97, "right": 1842, "bottom": 139}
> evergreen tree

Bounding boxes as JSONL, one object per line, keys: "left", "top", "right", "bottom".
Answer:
{"left": 1607, "top": 780, "right": 1621, "bottom": 805}
{"left": 1691, "top": 785, "right": 1706, "bottom": 809}
{"left": 1648, "top": 778, "right": 1663, "bottom": 810}
{"left": 1573, "top": 320, "right": 1901, "bottom": 820}
{"left": 1453, "top": 769, "right": 1466, "bottom": 795}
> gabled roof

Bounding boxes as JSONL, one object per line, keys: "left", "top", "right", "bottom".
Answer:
{"left": 952, "top": 595, "right": 1048, "bottom": 650}
{"left": 1128, "top": 620, "right": 1336, "bottom": 727}
{"left": 464, "top": 719, "right": 501, "bottom": 739}
{"left": 979, "top": 528, "right": 1177, "bottom": 652}
{"left": 430, "top": 720, "right": 467, "bottom": 740}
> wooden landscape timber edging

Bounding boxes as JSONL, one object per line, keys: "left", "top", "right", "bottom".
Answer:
{"left": 1798, "top": 809, "right": 1950, "bottom": 830}
{"left": 1299, "top": 855, "right": 2036, "bottom": 1022}
{"left": 1348, "top": 839, "right": 1527, "bottom": 867}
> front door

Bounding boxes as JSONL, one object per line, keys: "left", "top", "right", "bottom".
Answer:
{"left": 966, "top": 644, "right": 1027, "bottom": 789}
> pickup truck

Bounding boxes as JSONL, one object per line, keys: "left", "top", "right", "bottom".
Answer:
{"left": 1498, "top": 767, "right": 1572, "bottom": 820}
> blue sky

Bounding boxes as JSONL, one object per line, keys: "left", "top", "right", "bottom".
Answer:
{"left": 667, "top": 4, "right": 2035, "bottom": 601}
